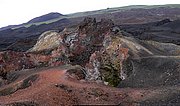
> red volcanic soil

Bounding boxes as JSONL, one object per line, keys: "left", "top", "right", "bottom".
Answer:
{"left": 0, "top": 67, "right": 147, "bottom": 106}
{"left": 0, "top": 66, "right": 178, "bottom": 106}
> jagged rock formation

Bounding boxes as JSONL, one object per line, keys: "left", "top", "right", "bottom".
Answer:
{"left": 27, "top": 18, "right": 133, "bottom": 86}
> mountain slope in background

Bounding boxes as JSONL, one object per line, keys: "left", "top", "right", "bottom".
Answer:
{"left": 27, "top": 12, "right": 64, "bottom": 24}
{"left": 119, "top": 19, "right": 180, "bottom": 45}
{"left": 0, "top": 12, "right": 64, "bottom": 31}
{"left": 1, "top": 4, "right": 180, "bottom": 31}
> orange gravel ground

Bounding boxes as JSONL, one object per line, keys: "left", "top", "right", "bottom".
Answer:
{"left": 0, "top": 68, "right": 150, "bottom": 106}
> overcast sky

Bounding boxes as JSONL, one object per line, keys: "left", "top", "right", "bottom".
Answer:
{"left": 0, "top": 0, "right": 179, "bottom": 27}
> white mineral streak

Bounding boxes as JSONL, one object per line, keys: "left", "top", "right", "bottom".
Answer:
{"left": 85, "top": 52, "right": 101, "bottom": 81}
{"left": 86, "top": 59, "right": 101, "bottom": 81}
{"left": 29, "top": 31, "right": 62, "bottom": 52}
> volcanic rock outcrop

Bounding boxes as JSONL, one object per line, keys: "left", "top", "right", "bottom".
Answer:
{"left": 28, "top": 18, "right": 133, "bottom": 86}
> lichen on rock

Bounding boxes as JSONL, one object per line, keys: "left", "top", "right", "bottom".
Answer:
{"left": 84, "top": 35, "right": 131, "bottom": 86}
{"left": 29, "top": 30, "right": 62, "bottom": 52}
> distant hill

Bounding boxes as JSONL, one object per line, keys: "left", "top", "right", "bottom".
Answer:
{"left": 27, "top": 12, "right": 64, "bottom": 24}
{"left": 0, "top": 25, "right": 18, "bottom": 31}
{"left": 1, "top": 4, "right": 180, "bottom": 31}
{"left": 0, "top": 12, "right": 64, "bottom": 31}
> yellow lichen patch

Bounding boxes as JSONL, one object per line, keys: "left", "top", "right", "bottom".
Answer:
{"left": 29, "top": 31, "right": 62, "bottom": 52}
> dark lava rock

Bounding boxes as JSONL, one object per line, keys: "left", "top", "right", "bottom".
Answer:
{"left": 0, "top": 74, "right": 38, "bottom": 96}
{"left": 156, "top": 18, "right": 171, "bottom": 26}
{"left": 55, "top": 84, "right": 72, "bottom": 93}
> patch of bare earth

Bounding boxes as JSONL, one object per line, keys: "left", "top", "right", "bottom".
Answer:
{"left": 0, "top": 67, "right": 178, "bottom": 106}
